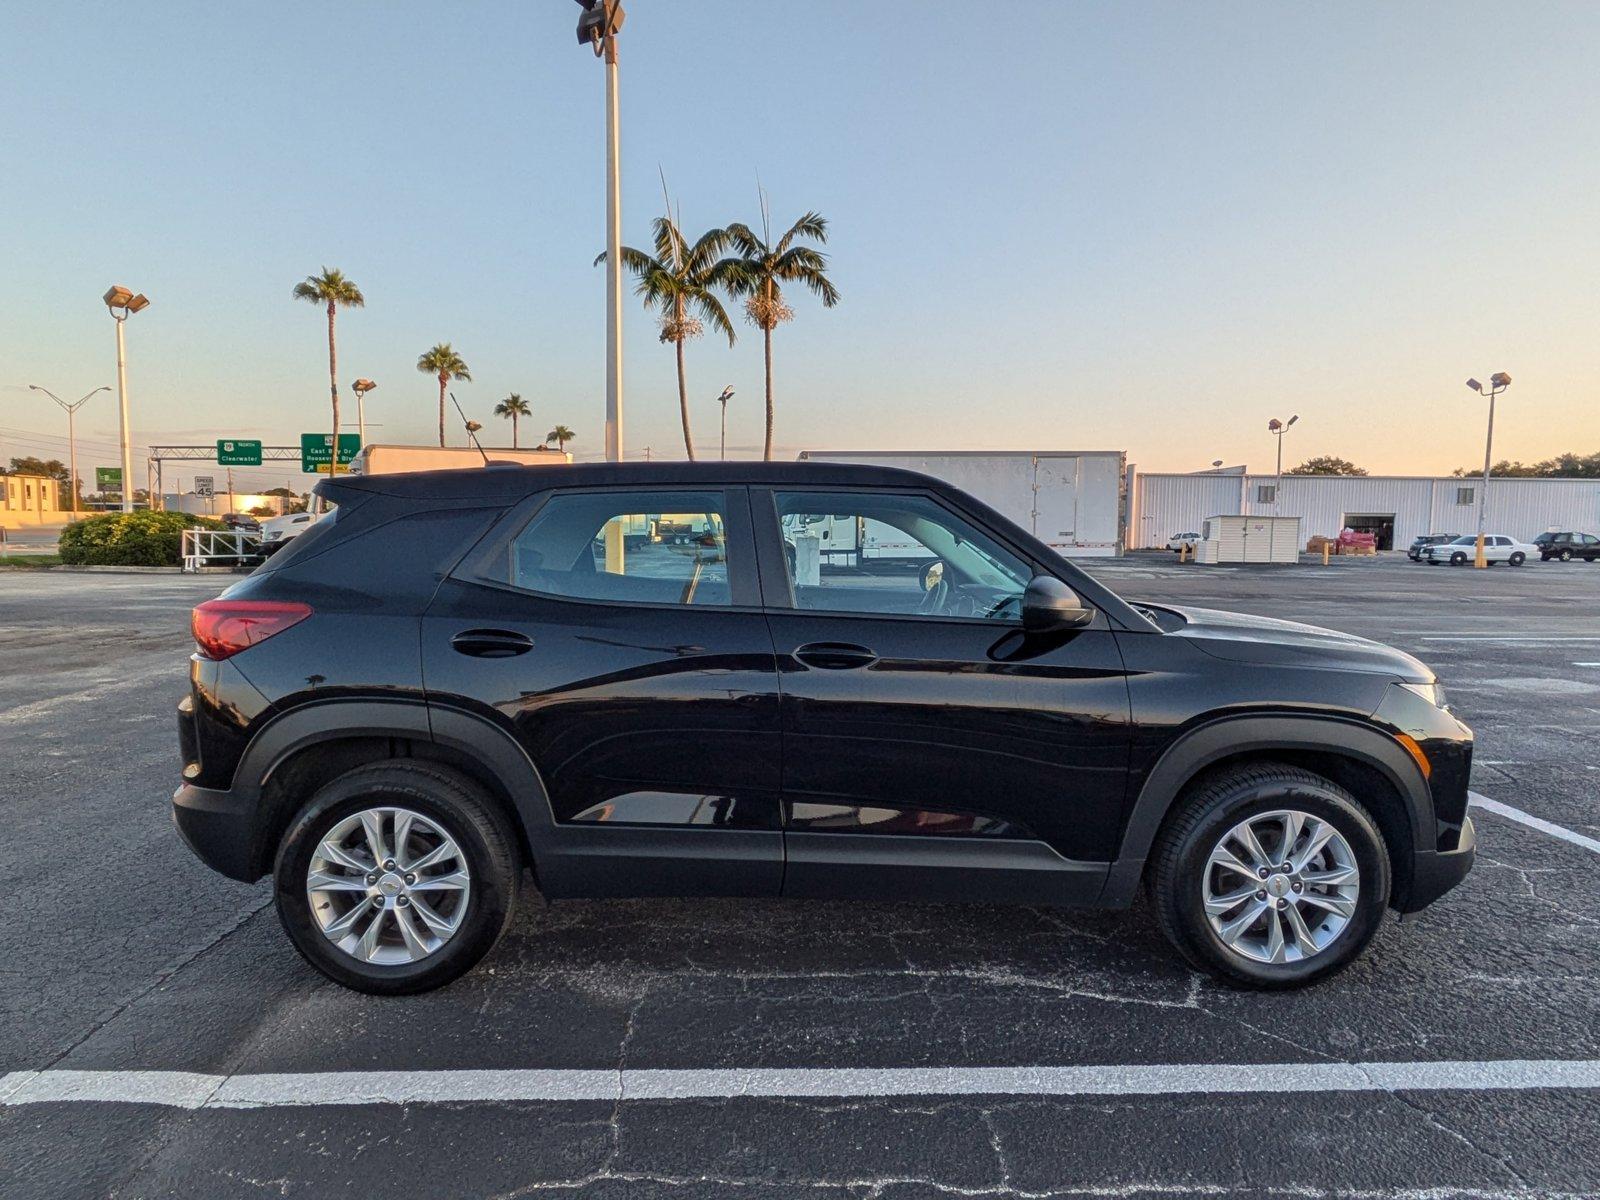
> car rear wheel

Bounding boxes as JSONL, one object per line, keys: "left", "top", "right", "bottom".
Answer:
{"left": 1149, "top": 764, "right": 1391, "bottom": 989}
{"left": 1559, "top": 549, "right": 1573, "bottom": 561}
{"left": 274, "top": 762, "right": 521, "bottom": 995}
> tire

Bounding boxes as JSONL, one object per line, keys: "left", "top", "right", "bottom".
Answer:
{"left": 1559, "top": 549, "right": 1573, "bottom": 562}
{"left": 274, "top": 761, "right": 522, "bottom": 995}
{"left": 1509, "top": 552, "right": 1525, "bottom": 566}
{"left": 1148, "top": 763, "right": 1391, "bottom": 989}
{"left": 1450, "top": 552, "right": 1467, "bottom": 565}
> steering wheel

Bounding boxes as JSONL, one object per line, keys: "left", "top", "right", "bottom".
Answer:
{"left": 917, "top": 559, "right": 950, "bottom": 614}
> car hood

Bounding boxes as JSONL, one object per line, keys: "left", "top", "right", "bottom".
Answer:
{"left": 1159, "top": 604, "right": 1433, "bottom": 682}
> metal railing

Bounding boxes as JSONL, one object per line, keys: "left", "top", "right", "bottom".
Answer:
{"left": 181, "top": 528, "right": 261, "bottom": 573}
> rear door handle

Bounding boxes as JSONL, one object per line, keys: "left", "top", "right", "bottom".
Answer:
{"left": 793, "top": 642, "right": 879, "bottom": 670}
{"left": 450, "top": 629, "right": 534, "bottom": 658}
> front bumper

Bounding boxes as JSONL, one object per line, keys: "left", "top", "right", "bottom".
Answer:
{"left": 172, "top": 781, "right": 264, "bottom": 882}
{"left": 1397, "top": 814, "right": 1477, "bottom": 913}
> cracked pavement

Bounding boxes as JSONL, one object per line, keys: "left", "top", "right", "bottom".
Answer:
{"left": 1, "top": 559, "right": 1597, "bottom": 1198}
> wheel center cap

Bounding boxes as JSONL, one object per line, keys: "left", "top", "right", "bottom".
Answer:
{"left": 1266, "top": 873, "right": 1292, "bottom": 898}
{"left": 376, "top": 872, "right": 405, "bottom": 897}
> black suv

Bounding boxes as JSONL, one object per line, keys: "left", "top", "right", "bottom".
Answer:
{"left": 1407, "top": 533, "right": 1458, "bottom": 562}
{"left": 173, "top": 463, "right": 1475, "bottom": 994}
{"left": 1534, "top": 531, "right": 1600, "bottom": 562}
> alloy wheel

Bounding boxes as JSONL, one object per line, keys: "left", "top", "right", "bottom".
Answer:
{"left": 1202, "top": 809, "right": 1360, "bottom": 965}
{"left": 306, "top": 806, "right": 472, "bottom": 965}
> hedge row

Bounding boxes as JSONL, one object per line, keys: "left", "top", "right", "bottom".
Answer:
{"left": 57, "top": 511, "right": 226, "bottom": 566}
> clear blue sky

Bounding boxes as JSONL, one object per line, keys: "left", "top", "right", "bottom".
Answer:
{"left": 4, "top": 1, "right": 1598, "bottom": 492}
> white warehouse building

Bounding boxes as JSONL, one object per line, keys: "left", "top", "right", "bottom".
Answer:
{"left": 1131, "top": 471, "right": 1600, "bottom": 551}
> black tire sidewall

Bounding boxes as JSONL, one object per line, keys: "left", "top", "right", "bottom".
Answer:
{"left": 274, "top": 766, "right": 518, "bottom": 995}
{"left": 1164, "top": 778, "right": 1390, "bottom": 989}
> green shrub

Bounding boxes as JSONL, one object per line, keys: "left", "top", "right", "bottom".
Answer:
{"left": 57, "top": 511, "right": 226, "bottom": 567}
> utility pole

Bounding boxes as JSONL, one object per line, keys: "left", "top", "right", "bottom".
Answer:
{"left": 717, "top": 385, "right": 735, "bottom": 458}
{"left": 1465, "top": 374, "right": 1512, "bottom": 568}
{"left": 1267, "top": 415, "right": 1299, "bottom": 517}
{"left": 27, "top": 385, "right": 109, "bottom": 518}
{"left": 103, "top": 287, "right": 149, "bottom": 513}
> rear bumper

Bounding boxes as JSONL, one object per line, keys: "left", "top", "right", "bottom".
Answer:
{"left": 172, "top": 781, "right": 264, "bottom": 882}
{"left": 1397, "top": 814, "right": 1476, "bottom": 913}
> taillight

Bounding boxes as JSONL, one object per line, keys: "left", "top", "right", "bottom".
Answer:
{"left": 191, "top": 599, "right": 312, "bottom": 660}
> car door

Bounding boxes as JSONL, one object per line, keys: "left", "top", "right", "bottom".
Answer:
{"left": 751, "top": 486, "right": 1133, "bottom": 907}
{"left": 422, "top": 485, "right": 784, "bottom": 898}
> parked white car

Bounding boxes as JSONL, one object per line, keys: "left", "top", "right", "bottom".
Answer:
{"left": 1167, "top": 531, "right": 1200, "bottom": 552}
{"left": 1424, "top": 534, "right": 1536, "bottom": 566}
{"left": 258, "top": 510, "right": 317, "bottom": 554}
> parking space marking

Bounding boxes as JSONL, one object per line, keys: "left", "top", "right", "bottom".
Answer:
{"left": 1419, "top": 636, "right": 1600, "bottom": 643}
{"left": 5, "top": 1059, "right": 1600, "bottom": 1109}
{"left": 1471, "top": 792, "right": 1600, "bottom": 856}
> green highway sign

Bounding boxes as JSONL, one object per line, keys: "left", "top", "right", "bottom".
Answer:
{"left": 299, "top": 433, "right": 361, "bottom": 473}
{"left": 217, "top": 438, "right": 263, "bottom": 466}
{"left": 95, "top": 467, "right": 123, "bottom": 493}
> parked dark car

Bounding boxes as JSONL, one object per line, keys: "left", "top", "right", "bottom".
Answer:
{"left": 1534, "top": 531, "right": 1600, "bottom": 562}
{"left": 1407, "top": 533, "right": 1458, "bottom": 561}
{"left": 173, "top": 462, "right": 1475, "bottom": 994}
{"left": 221, "top": 512, "right": 262, "bottom": 533}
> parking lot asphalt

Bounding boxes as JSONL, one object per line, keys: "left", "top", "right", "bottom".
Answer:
{"left": 2, "top": 557, "right": 1598, "bottom": 1198}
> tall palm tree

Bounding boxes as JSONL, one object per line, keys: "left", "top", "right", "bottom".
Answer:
{"left": 718, "top": 205, "right": 839, "bottom": 460}
{"left": 292, "top": 268, "right": 365, "bottom": 471}
{"left": 416, "top": 344, "right": 472, "bottom": 446}
{"left": 494, "top": 393, "right": 532, "bottom": 448}
{"left": 546, "top": 425, "right": 575, "bottom": 454}
{"left": 598, "top": 215, "right": 736, "bottom": 460}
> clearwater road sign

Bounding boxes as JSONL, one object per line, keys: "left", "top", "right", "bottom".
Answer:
{"left": 300, "top": 433, "right": 361, "bottom": 474}
{"left": 217, "top": 439, "right": 263, "bottom": 466}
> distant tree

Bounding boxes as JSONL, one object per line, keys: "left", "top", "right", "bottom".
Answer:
{"left": 546, "top": 425, "right": 575, "bottom": 454}
{"left": 599, "top": 214, "right": 736, "bottom": 460}
{"left": 416, "top": 343, "right": 472, "bottom": 447}
{"left": 494, "top": 393, "right": 532, "bottom": 448}
{"left": 1288, "top": 456, "right": 1367, "bottom": 476}
{"left": 717, "top": 202, "right": 839, "bottom": 460}
{"left": 6, "top": 457, "right": 71, "bottom": 507}
{"left": 1452, "top": 451, "right": 1600, "bottom": 479}
{"left": 292, "top": 268, "right": 365, "bottom": 473}
{"left": 262, "top": 487, "right": 298, "bottom": 497}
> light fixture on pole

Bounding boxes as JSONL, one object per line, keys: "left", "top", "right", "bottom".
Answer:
{"left": 716, "top": 385, "right": 735, "bottom": 459}
{"left": 104, "top": 285, "right": 150, "bottom": 513}
{"left": 27, "top": 384, "right": 110, "bottom": 518}
{"left": 1267, "top": 415, "right": 1298, "bottom": 516}
{"left": 576, "top": 0, "right": 627, "bottom": 466}
{"left": 1464, "top": 373, "right": 1512, "bottom": 569}
{"left": 351, "top": 379, "right": 377, "bottom": 446}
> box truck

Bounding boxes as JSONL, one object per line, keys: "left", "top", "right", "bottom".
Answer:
{"left": 796, "top": 450, "right": 1126, "bottom": 559}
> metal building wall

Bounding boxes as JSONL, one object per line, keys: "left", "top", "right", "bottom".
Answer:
{"left": 1134, "top": 473, "right": 1600, "bottom": 548}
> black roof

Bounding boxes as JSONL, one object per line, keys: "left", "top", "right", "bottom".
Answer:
{"left": 318, "top": 459, "right": 946, "bottom": 503}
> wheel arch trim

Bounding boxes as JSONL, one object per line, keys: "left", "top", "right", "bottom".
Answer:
{"left": 1099, "top": 713, "right": 1432, "bottom": 907}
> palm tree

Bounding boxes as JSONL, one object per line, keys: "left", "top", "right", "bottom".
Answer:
{"left": 416, "top": 344, "right": 472, "bottom": 447}
{"left": 718, "top": 204, "right": 839, "bottom": 460}
{"left": 292, "top": 268, "right": 365, "bottom": 471}
{"left": 598, "top": 215, "right": 736, "bottom": 460}
{"left": 546, "top": 425, "right": 575, "bottom": 454}
{"left": 494, "top": 393, "right": 532, "bottom": 448}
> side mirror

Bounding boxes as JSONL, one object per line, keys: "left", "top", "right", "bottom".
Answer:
{"left": 1022, "top": 575, "right": 1094, "bottom": 633}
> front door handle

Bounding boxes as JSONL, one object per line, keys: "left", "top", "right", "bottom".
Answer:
{"left": 793, "top": 642, "right": 879, "bottom": 670}
{"left": 450, "top": 629, "right": 534, "bottom": 658}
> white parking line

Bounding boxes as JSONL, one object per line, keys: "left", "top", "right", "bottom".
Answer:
{"left": 1420, "top": 637, "right": 1600, "bottom": 644}
{"left": 3, "top": 1059, "right": 1600, "bottom": 1109}
{"left": 1470, "top": 793, "right": 1600, "bottom": 856}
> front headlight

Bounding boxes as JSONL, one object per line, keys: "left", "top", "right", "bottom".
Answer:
{"left": 1400, "top": 681, "right": 1448, "bottom": 710}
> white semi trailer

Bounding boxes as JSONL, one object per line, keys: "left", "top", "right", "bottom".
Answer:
{"left": 796, "top": 450, "right": 1127, "bottom": 559}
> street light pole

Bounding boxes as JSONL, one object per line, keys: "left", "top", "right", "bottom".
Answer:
{"left": 104, "top": 286, "right": 150, "bottom": 513}
{"left": 352, "top": 379, "right": 377, "bottom": 446}
{"left": 717, "top": 385, "right": 735, "bottom": 458}
{"left": 27, "top": 385, "right": 109, "bottom": 518}
{"left": 1465, "top": 374, "right": 1512, "bottom": 569}
{"left": 1267, "top": 414, "right": 1298, "bottom": 516}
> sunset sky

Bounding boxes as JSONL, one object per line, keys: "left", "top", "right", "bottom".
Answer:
{"left": 4, "top": 1, "right": 1598, "bottom": 492}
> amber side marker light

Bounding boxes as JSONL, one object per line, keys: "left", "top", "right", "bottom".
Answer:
{"left": 1394, "top": 732, "right": 1433, "bottom": 780}
{"left": 192, "top": 600, "right": 312, "bottom": 660}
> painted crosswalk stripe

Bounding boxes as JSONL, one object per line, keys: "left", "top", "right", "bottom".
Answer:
{"left": 4, "top": 1059, "right": 1600, "bottom": 1109}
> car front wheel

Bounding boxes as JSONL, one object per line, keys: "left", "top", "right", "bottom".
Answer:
{"left": 1559, "top": 549, "right": 1573, "bottom": 561}
{"left": 274, "top": 762, "right": 522, "bottom": 995}
{"left": 1509, "top": 552, "right": 1525, "bottom": 566}
{"left": 1149, "top": 764, "right": 1391, "bottom": 989}
{"left": 1450, "top": 552, "right": 1468, "bottom": 565}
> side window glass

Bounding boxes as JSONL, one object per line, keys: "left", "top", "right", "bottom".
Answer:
{"left": 773, "top": 491, "right": 1033, "bottom": 621}
{"left": 505, "top": 490, "right": 731, "bottom": 606}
